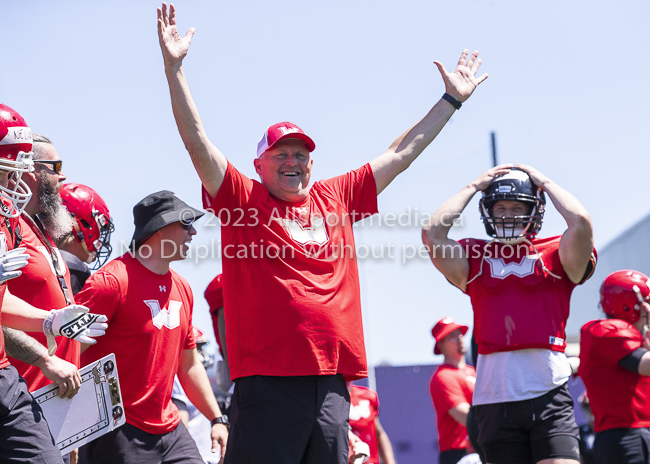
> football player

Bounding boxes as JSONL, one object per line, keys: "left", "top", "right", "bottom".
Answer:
{"left": 429, "top": 317, "right": 476, "bottom": 464}
{"left": 423, "top": 165, "right": 596, "bottom": 464}
{"left": 348, "top": 382, "right": 396, "bottom": 464}
{"left": 157, "top": 2, "right": 488, "bottom": 461}
{"left": 579, "top": 270, "right": 650, "bottom": 464}
{"left": 57, "top": 183, "right": 114, "bottom": 294}
{"left": 0, "top": 104, "right": 108, "bottom": 463}
{"left": 204, "top": 274, "right": 232, "bottom": 393}
{"left": 76, "top": 191, "right": 228, "bottom": 464}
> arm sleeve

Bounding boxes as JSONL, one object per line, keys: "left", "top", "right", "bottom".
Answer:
{"left": 618, "top": 347, "right": 648, "bottom": 373}
{"left": 430, "top": 371, "right": 467, "bottom": 414}
{"left": 579, "top": 249, "right": 598, "bottom": 284}
{"left": 597, "top": 324, "right": 642, "bottom": 365}
{"left": 74, "top": 271, "right": 122, "bottom": 322}
{"left": 318, "top": 164, "right": 378, "bottom": 222}
{"left": 202, "top": 162, "right": 254, "bottom": 212}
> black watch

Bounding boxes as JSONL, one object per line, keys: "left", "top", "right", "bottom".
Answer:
{"left": 211, "top": 416, "right": 229, "bottom": 428}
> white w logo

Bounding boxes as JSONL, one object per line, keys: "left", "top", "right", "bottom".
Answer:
{"left": 281, "top": 217, "right": 329, "bottom": 246}
{"left": 349, "top": 399, "right": 372, "bottom": 421}
{"left": 144, "top": 300, "right": 182, "bottom": 330}
{"left": 278, "top": 126, "right": 300, "bottom": 136}
{"left": 486, "top": 254, "right": 541, "bottom": 279}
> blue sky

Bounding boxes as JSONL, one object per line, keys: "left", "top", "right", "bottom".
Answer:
{"left": 3, "top": 0, "right": 649, "bottom": 367}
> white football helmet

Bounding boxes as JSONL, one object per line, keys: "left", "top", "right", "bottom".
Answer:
{"left": 0, "top": 104, "right": 35, "bottom": 218}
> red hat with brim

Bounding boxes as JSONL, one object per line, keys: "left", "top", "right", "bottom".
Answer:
{"left": 431, "top": 317, "right": 468, "bottom": 355}
{"left": 256, "top": 122, "right": 316, "bottom": 158}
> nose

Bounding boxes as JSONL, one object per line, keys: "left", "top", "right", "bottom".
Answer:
{"left": 58, "top": 171, "right": 67, "bottom": 182}
{"left": 189, "top": 225, "right": 198, "bottom": 236}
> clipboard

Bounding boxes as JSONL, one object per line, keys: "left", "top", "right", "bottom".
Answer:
{"left": 33, "top": 353, "right": 126, "bottom": 455}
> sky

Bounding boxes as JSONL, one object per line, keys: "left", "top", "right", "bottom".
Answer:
{"left": 2, "top": 0, "right": 649, "bottom": 367}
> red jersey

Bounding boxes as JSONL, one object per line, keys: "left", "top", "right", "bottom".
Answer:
{"left": 579, "top": 319, "right": 650, "bottom": 432}
{"left": 7, "top": 216, "right": 79, "bottom": 391}
{"left": 429, "top": 364, "right": 476, "bottom": 451}
{"left": 462, "top": 236, "right": 596, "bottom": 355}
{"left": 77, "top": 254, "right": 196, "bottom": 434}
{"left": 204, "top": 274, "right": 223, "bottom": 354}
{"left": 349, "top": 385, "right": 380, "bottom": 463}
{"left": 202, "top": 162, "right": 378, "bottom": 380}
{"left": 0, "top": 212, "right": 18, "bottom": 370}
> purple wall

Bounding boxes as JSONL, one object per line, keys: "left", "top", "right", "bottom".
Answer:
{"left": 375, "top": 364, "right": 440, "bottom": 464}
{"left": 373, "top": 365, "right": 587, "bottom": 464}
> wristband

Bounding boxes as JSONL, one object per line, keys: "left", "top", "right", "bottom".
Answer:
{"left": 211, "top": 416, "right": 229, "bottom": 428}
{"left": 442, "top": 93, "right": 462, "bottom": 110}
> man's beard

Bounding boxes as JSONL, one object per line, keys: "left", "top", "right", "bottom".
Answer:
{"left": 37, "top": 172, "right": 73, "bottom": 241}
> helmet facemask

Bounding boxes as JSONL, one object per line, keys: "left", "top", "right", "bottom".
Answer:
{"left": 479, "top": 169, "right": 546, "bottom": 243}
{"left": 75, "top": 212, "right": 114, "bottom": 270}
{"left": 0, "top": 151, "right": 34, "bottom": 218}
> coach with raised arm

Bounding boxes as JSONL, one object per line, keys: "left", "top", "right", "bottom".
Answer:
{"left": 157, "top": 3, "right": 488, "bottom": 463}
{"left": 422, "top": 166, "right": 596, "bottom": 464}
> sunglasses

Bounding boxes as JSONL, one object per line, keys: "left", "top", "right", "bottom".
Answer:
{"left": 35, "top": 160, "right": 63, "bottom": 174}
{"left": 180, "top": 221, "right": 194, "bottom": 231}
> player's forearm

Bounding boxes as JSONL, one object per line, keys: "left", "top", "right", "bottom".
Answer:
{"left": 423, "top": 184, "right": 476, "bottom": 244}
{"left": 3, "top": 327, "right": 48, "bottom": 365}
{"left": 371, "top": 99, "right": 455, "bottom": 193}
{"left": 541, "top": 180, "right": 592, "bottom": 231}
{"left": 375, "top": 420, "right": 396, "bottom": 464}
{"left": 165, "top": 64, "right": 213, "bottom": 156}
{"left": 178, "top": 351, "right": 223, "bottom": 420}
{"left": 1, "top": 291, "right": 49, "bottom": 332}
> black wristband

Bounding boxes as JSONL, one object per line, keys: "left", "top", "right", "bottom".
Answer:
{"left": 211, "top": 416, "right": 229, "bottom": 428}
{"left": 442, "top": 93, "right": 462, "bottom": 110}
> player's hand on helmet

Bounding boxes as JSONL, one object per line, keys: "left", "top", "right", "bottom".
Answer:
{"left": 211, "top": 421, "right": 228, "bottom": 464}
{"left": 38, "top": 355, "right": 82, "bottom": 399}
{"left": 0, "top": 247, "right": 30, "bottom": 285}
{"left": 515, "top": 164, "right": 551, "bottom": 190}
{"left": 471, "top": 164, "right": 514, "bottom": 192}
{"left": 43, "top": 305, "right": 108, "bottom": 356}
{"left": 157, "top": 3, "right": 195, "bottom": 68}
{"left": 434, "top": 49, "right": 489, "bottom": 103}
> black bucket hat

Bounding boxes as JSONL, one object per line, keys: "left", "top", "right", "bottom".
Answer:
{"left": 130, "top": 190, "right": 204, "bottom": 249}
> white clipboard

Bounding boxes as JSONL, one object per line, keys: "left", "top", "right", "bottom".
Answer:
{"left": 33, "top": 353, "right": 126, "bottom": 455}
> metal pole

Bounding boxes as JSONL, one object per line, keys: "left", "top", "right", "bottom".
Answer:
{"left": 491, "top": 131, "right": 497, "bottom": 167}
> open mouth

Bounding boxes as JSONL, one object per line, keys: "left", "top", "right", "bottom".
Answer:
{"left": 281, "top": 171, "right": 300, "bottom": 177}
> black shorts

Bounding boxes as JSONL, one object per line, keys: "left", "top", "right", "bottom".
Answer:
{"left": 0, "top": 365, "right": 63, "bottom": 464}
{"left": 78, "top": 421, "right": 203, "bottom": 464}
{"left": 439, "top": 448, "right": 467, "bottom": 464}
{"left": 473, "top": 383, "right": 580, "bottom": 464}
{"left": 593, "top": 427, "right": 650, "bottom": 464}
{"left": 225, "top": 374, "right": 350, "bottom": 464}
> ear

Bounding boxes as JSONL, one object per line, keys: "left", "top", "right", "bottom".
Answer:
{"left": 253, "top": 158, "right": 262, "bottom": 176}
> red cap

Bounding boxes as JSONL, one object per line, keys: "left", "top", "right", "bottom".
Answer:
{"left": 431, "top": 317, "right": 468, "bottom": 355}
{"left": 256, "top": 122, "right": 315, "bottom": 158}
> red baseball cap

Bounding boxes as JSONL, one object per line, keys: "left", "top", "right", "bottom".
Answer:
{"left": 256, "top": 122, "right": 316, "bottom": 158}
{"left": 431, "top": 317, "right": 468, "bottom": 355}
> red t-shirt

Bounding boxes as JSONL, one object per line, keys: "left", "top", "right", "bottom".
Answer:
{"left": 204, "top": 274, "right": 224, "bottom": 354}
{"left": 429, "top": 364, "right": 476, "bottom": 452}
{"left": 463, "top": 236, "right": 596, "bottom": 354}
{"left": 0, "top": 212, "right": 17, "bottom": 370}
{"left": 579, "top": 319, "right": 650, "bottom": 432}
{"left": 77, "top": 254, "right": 196, "bottom": 434}
{"left": 7, "top": 216, "right": 79, "bottom": 391}
{"left": 349, "top": 385, "right": 380, "bottom": 463}
{"left": 202, "top": 162, "right": 378, "bottom": 380}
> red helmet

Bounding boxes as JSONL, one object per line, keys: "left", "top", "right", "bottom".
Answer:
{"left": 193, "top": 326, "right": 209, "bottom": 346}
{"left": 600, "top": 270, "right": 650, "bottom": 323}
{"left": 59, "top": 183, "right": 114, "bottom": 269}
{"left": 0, "top": 104, "right": 35, "bottom": 217}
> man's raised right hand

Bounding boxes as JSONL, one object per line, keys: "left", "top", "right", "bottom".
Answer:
{"left": 157, "top": 3, "right": 195, "bottom": 69}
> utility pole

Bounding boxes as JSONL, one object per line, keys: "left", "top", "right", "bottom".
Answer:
{"left": 491, "top": 131, "right": 498, "bottom": 167}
